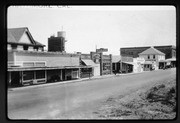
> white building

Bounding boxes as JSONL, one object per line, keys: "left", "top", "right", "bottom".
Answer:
{"left": 133, "top": 57, "right": 145, "bottom": 73}
{"left": 138, "top": 47, "right": 165, "bottom": 71}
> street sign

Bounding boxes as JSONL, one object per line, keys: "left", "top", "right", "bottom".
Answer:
{"left": 96, "top": 48, "right": 108, "bottom": 53}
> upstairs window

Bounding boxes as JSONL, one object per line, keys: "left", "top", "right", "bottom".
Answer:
{"left": 23, "top": 46, "right": 28, "bottom": 50}
{"left": 148, "top": 55, "right": 150, "bottom": 59}
{"left": 11, "top": 44, "right": 17, "bottom": 50}
{"left": 153, "top": 55, "right": 155, "bottom": 59}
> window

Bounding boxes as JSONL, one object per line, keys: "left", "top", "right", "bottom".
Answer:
{"left": 36, "top": 70, "right": 45, "bottom": 79}
{"left": 23, "top": 71, "right": 34, "bottom": 81}
{"left": 11, "top": 44, "right": 17, "bottom": 50}
{"left": 23, "top": 46, "right": 28, "bottom": 50}
{"left": 153, "top": 55, "right": 155, "bottom": 59}
{"left": 103, "top": 63, "right": 107, "bottom": 70}
{"left": 148, "top": 55, "right": 150, "bottom": 59}
{"left": 34, "top": 47, "right": 38, "bottom": 51}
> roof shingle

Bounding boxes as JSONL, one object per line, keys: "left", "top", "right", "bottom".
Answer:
{"left": 138, "top": 47, "right": 165, "bottom": 55}
{"left": 8, "top": 27, "right": 45, "bottom": 47}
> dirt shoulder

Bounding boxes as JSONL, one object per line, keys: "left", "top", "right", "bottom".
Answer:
{"left": 93, "top": 73, "right": 176, "bottom": 119}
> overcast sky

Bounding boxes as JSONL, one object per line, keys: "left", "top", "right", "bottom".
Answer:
{"left": 7, "top": 6, "right": 176, "bottom": 55}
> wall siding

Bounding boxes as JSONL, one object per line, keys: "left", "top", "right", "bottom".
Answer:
{"left": 15, "top": 51, "right": 80, "bottom": 67}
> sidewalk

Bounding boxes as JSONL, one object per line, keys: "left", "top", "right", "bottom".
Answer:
{"left": 8, "top": 71, "right": 151, "bottom": 91}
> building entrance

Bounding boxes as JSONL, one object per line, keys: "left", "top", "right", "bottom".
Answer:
{"left": 10, "top": 71, "right": 21, "bottom": 86}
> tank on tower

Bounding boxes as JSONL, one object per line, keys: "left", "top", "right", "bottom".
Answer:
{"left": 48, "top": 31, "right": 67, "bottom": 52}
{"left": 57, "top": 31, "right": 66, "bottom": 38}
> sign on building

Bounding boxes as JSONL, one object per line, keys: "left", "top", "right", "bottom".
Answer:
{"left": 96, "top": 48, "right": 108, "bottom": 53}
{"left": 121, "top": 56, "right": 133, "bottom": 62}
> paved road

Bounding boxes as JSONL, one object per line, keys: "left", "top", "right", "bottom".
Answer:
{"left": 8, "top": 69, "right": 176, "bottom": 119}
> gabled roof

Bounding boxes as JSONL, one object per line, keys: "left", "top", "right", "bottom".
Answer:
{"left": 8, "top": 27, "right": 45, "bottom": 47}
{"left": 112, "top": 55, "right": 121, "bottom": 63}
{"left": 138, "top": 47, "right": 165, "bottom": 55}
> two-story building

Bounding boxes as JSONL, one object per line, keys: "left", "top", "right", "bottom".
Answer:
{"left": 7, "top": 27, "right": 81, "bottom": 86}
{"left": 138, "top": 47, "right": 165, "bottom": 71}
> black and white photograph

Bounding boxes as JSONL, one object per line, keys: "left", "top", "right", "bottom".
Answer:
{"left": 7, "top": 5, "right": 176, "bottom": 119}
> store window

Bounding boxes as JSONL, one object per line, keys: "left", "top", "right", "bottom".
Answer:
{"left": 11, "top": 44, "right": 17, "bottom": 50}
{"left": 23, "top": 71, "right": 34, "bottom": 81}
{"left": 36, "top": 70, "right": 45, "bottom": 79}
{"left": 103, "top": 63, "right": 107, "bottom": 70}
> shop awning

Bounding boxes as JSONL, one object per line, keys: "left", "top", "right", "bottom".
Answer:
{"left": 81, "top": 59, "right": 97, "bottom": 67}
{"left": 122, "top": 62, "right": 134, "bottom": 65}
{"left": 159, "top": 60, "right": 167, "bottom": 63}
{"left": 166, "top": 58, "right": 176, "bottom": 62}
{"left": 144, "top": 61, "right": 153, "bottom": 65}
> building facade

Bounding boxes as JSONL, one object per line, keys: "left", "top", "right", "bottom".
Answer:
{"left": 120, "top": 45, "right": 176, "bottom": 59}
{"left": 138, "top": 47, "right": 165, "bottom": 71}
{"left": 112, "top": 55, "right": 134, "bottom": 74}
{"left": 7, "top": 49, "right": 81, "bottom": 86}
{"left": 133, "top": 57, "right": 145, "bottom": 73}
{"left": 7, "top": 28, "right": 113, "bottom": 87}
{"left": 7, "top": 28, "right": 80, "bottom": 86}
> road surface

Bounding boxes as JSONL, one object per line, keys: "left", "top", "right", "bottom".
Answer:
{"left": 8, "top": 68, "right": 176, "bottom": 119}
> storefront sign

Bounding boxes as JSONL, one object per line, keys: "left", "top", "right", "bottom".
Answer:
{"left": 96, "top": 48, "right": 108, "bottom": 53}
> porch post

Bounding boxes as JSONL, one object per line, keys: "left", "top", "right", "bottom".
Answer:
{"left": 79, "top": 68, "right": 81, "bottom": 79}
{"left": 45, "top": 70, "right": 47, "bottom": 83}
{"left": 110, "top": 54, "right": 112, "bottom": 74}
{"left": 20, "top": 71, "right": 23, "bottom": 86}
{"left": 9, "top": 72, "right": 11, "bottom": 85}
{"left": 60, "top": 69, "right": 62, "bottom": 81}
{"left": 100, "top": 53, "right": 103, "bottom": 76}
{"left": 120, "top": 61, "right": 122, "bottom": 73}
{"left": 34, "top": 71, "right": 36, "bottom": 80}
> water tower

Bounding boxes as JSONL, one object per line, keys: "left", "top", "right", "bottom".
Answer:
{"left": 48, "top": 31, "right": 67, "bottom": 52}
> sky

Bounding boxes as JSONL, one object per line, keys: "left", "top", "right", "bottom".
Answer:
{"left": 7, "top": 6, "right": 176, "bottom": 55}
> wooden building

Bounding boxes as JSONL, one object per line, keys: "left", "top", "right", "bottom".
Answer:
{"left": 120, "top": 45, "right": 176, "bottom": 59}
{"left": 7, "top": 27, "right": 80, "bottom": 87}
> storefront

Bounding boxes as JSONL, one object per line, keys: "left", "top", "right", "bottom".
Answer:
{"left": 8, "top": 67, "right": 47, "bottom": 86}
{"left": 159, "top": 60, "right": 167, "bottom": 69}
{"left": 143, "top": 61, "right": 153, "bottom": 71}
{"left": 166, "top": 58, "right": 176, "bottom": 68}
{"left": 80, "top": 59, "right": 96, "bottom": 78}
{"left": 8, "top": 66, "right": 81, "bottom": 87}
{"left": 121, "top": 62, "right": 134, "bottom": 73}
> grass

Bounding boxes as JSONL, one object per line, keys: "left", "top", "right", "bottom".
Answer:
{"left": 93, "top": 77, "right": 176, "bottom": 119}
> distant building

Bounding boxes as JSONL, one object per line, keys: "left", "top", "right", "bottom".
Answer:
{"left": 78, "top": 50, "right": 112, "bottom": 76}
{"left": 120, "top": 45, "right": 176, "bottom": 59}
{"left": 138, "top": 47, "right": 165, "bottom": 71}
{"left": 7, "top": 27, "right": 45, "bottom": 51}
{"left": 112, "top": 55, "right": 121, "bottom": 73}
{"left": 48, "top": 31, "right": 67, "bottom": 52}
{"left": 112, "top": 55, "right": 134, "bottom": 74}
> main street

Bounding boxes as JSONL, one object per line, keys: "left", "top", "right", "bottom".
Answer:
{"left": 8, "top": 68, "right": 176, "bottom": 119}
